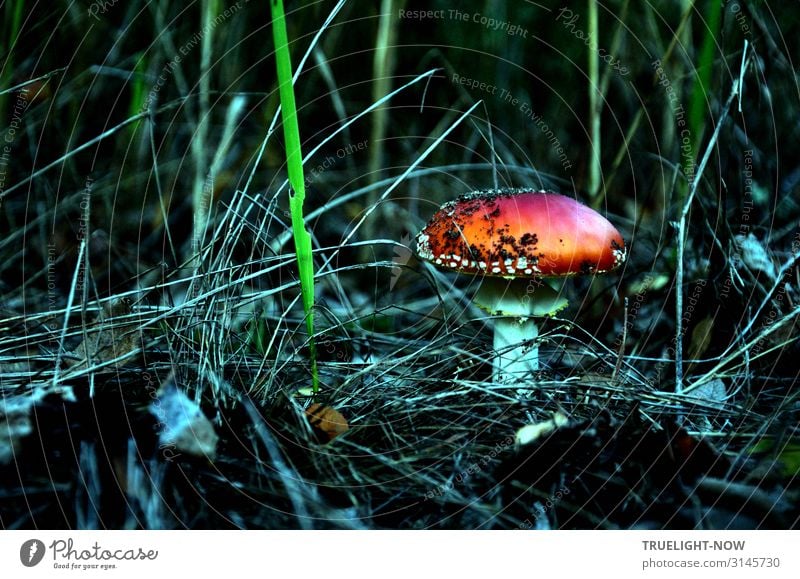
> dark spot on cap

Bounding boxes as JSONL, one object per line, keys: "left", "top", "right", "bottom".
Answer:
{"left": 468, "top": 244, "right": 482, "bottom": 260}
{"left": 499, "top": 233, "right": 517, "bottom": 245}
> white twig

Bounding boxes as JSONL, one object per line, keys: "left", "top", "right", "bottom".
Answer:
{"left": 52, "top": 239, "right": 86, "bottom": 389}
{"left": 675, "top": 48, "right": 748, "bottom": 393}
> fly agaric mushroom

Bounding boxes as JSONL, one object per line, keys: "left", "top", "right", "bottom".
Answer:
{"left": 415, "top": 189, "right": 626, "bottom": 383}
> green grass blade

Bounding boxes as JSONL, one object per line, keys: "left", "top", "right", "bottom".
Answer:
{"left": 587, "top": 0, "right": 601, "bottom": 203}
{"left": 685, "top": 0, "right": 721, "bottom": 188}
{"left": 1, "top": 0, "right": 26, "bottom": 129}
{"left": 128, "top": 54, "right": 147, "bottom": 140}
{"left": 269, "top": 0, "right": 318, "bottom": 393}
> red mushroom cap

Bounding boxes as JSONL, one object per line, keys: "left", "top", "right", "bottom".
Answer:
{"left": 415, "top": 189, "right": 626, "bottom": 277}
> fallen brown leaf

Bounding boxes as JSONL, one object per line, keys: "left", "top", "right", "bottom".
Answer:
{"left": 306, "top": 403, "right": 349, "bottom": 442}
{"left": 66, "top": 297, "right": 140, "bottom": 372}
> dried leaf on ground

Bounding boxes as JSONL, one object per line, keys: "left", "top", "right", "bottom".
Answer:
{"left": 515, "top": 411, "right": 570, "bottom": 447}
{"left": 150, "top": 381, "right": 219, "bottom": 459}
{"left": 305, "top": 403, "right": 349, "bottom": 442}
{"left": 66, "top": 297, "right": 140, "bottom": 371}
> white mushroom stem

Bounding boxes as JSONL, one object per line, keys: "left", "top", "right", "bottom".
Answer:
{"left": 492, "top": 316, "right": 540, "bottom": 384}
{"left": 474, "top": 277, "right": 568, "bottom": 385}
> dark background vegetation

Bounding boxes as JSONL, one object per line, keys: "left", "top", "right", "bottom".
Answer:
{"left": 1, "top": 0, "right": 798, "bottom": 529}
